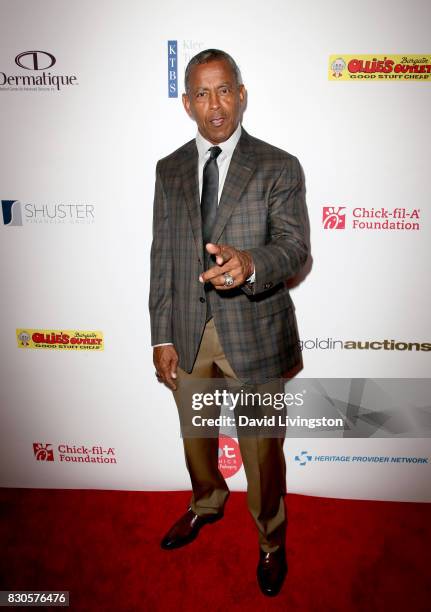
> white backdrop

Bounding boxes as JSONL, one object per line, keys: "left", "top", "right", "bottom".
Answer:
{"left": 1, "top": 0, "right": 430, "bottom": 501}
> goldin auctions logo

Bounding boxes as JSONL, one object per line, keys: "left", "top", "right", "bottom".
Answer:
{"left": 322, "top": 206, "right": 420, "bottom": 231}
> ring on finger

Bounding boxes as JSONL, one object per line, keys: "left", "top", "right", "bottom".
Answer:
{"left": 223, "top": 272, "right": 234, "bottom": 287}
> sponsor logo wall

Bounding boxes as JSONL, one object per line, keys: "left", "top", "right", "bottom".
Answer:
{"left": 0, "top": 0, "right": 430, "bottom": 501}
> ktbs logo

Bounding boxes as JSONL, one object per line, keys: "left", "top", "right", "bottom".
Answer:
{"left": 166, "top": 39, "right": 205, "bottom": 98}
{"left": 167, "top": 40, "right": 178, "bottom": 98}
{"left": 33, "top": 443, "right": 54, "bottom": 461}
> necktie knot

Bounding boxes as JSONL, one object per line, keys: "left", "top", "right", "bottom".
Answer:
{"left": 208, "top": 145, "right": 222, "bottom": 160}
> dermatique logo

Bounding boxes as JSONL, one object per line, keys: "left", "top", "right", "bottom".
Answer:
{"left": 0, "top": 50, "right": 79, "bottom": 92}
{"left": 1, "top": 199, "right": 95, "bottom": 225}
{"left": 322, "top": 206, "right": 421, "bottom": 231}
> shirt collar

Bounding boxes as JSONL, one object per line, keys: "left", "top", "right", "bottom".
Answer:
{"left": 195, "top": 123, "right": 242, "bottom": 161}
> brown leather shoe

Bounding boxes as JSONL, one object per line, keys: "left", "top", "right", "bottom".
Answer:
{"left": 256, "top": 547, "right": 287, "bottom": 597}
{"left": 160, "top": 507, "right": 223, "bottom": 550}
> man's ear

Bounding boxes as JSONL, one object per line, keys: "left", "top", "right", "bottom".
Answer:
{"left": 182, "top": 93, "right": 193, "bottom": 119}
{"left": 239, "top": 84, "right": 246, "bottom": 106}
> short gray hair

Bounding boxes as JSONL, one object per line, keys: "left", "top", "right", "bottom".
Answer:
{"left": 184, "top": 49, "right": 243, "bottom": 93}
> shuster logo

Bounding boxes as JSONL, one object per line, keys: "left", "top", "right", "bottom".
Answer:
{"left": 322, "top": 206, "right": 346, "bottom": 229}
{"left": 294, "top": 450, "right": 313, "bottom": 466}
{"left": 2, "top": 198, "right": 95, "bottom": 225}
{"left": 33, "top": 443, "right": 54, "bottom": 461}
{"left": 1, "top": 200, "right": 22, "bottom": 226}
{"left": 15, "top": 51, "right": 56, "bottom": 70}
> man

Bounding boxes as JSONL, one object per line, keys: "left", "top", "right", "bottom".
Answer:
{"left": 149, "top": 49, "right": 308, "bottom": 597}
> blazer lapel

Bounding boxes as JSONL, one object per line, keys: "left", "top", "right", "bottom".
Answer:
{"left": 211, "top": 128, "right": 256, "bottom": 244}
{"left": 180, "top": 142, "right": 204, "bottom": 264}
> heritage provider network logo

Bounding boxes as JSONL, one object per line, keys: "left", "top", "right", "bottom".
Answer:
{"left": 328, "top": 55, "right": 431, "bottom": 81}
{"left": 0, "top": 50, "right": 79, "bottom": 91}
{"left": 33, "top": 443, "right": 117, "bottom": 464}
{"left": 322, "top": 206, "right": 420, "bottom": 231}
{"left": 294, "top": 450, "right": 429, "bottom": 467}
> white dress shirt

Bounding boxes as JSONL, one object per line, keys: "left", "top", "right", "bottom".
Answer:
{"left": 196, "top": 122, "right": 242, "bottom": 203}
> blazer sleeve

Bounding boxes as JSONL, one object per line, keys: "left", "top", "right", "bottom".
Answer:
{"left": 149, "top": 162, "right": 173, "bottom": 345}
{"left": 242, "top": 156, "right": 308, "bottom": 296}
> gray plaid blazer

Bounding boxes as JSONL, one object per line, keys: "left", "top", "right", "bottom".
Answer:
{"left": 149, "top": 128, "right": 309, "bottom": 383}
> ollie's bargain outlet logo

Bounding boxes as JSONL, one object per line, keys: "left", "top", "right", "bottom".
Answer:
{"left": 33, "top": 443, "right": 117, "bottom": 464}
{"left": 322, "top": 206, "right": 420, "bottom": 231}
{"left": 328, "top": 55, "right": 431, "bottom": 81}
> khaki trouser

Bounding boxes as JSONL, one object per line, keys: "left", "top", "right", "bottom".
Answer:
{"left": 172, "top": 318, "right": 287, "bottom": 553}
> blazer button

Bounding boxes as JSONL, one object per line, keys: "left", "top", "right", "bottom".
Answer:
{"left": 264, "top": 282, "right": 273, "bottom": 289}
{"left": 199, "top": 297, "right": 206, "bottom": 303}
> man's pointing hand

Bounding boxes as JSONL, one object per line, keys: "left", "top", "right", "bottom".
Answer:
{"left": 199, "top": 243, "right": 254, "bottom": 290}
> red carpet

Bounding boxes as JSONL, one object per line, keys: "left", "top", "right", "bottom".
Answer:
{"left": 0, "top": 489, "right": 430, "bottom": 611}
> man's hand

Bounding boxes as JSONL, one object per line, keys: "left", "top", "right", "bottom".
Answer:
{"left": 153, "top": 345, "right": 179, "bottom": 391}
{"left": 199, "top": 243, "right": 254, "bottom": 290}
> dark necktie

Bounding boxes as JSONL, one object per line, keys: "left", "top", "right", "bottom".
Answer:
{"left": 201, "top": 145, "right": 222, "bottom": 262}
{"left": 201, "top": 145, "right": 222, "bottom": 320}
